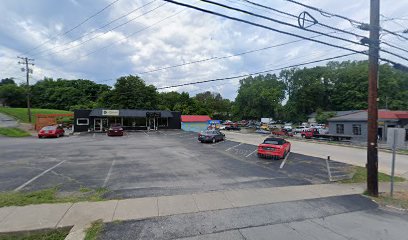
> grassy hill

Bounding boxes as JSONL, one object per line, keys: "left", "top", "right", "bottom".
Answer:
{"left": 0, "top": 107, "right": 72, "bottom": 123}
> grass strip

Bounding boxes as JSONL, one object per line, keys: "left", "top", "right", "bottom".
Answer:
{"left": 84, "top": 220, "right": 104, "bottom": 240}
{"left": 0, "top": 128, "right": 31, "bottom": 137}
{"left": 340, "top": 166, "right": 405, "bottom": 183}
{"left": 0, "top": 187, "right": 108, "bottom": 208}
{"left": 0, "top": 227, "right": 70, "bottom": 240}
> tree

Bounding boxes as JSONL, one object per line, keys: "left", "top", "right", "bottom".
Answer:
{"left": 30, "top": 78, "right": 110, "bottom": 110}
{"left": 0, "top": 78, "right": 16, "bottom": 86}
{"left": 0, "top": 84, "right": 26, "bottom": 107}
{"left": 315, "top": 111, "right": 336, "bottom": 124}
{"left": 103, "top": 75, "right": 158, "bottom": 109}
{"left": 234, "top": 74, "right": 286, "bottom": 120}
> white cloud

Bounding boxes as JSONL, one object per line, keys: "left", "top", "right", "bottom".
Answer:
{"left": 0, "top": 0, "right": 407, "bottom": 100}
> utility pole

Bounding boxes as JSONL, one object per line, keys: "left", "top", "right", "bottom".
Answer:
{"left": 18, "top": 57, "right": 34, "bottom": 123}
{"left": 367, "top": 0, "right": 380, "bottom": 197}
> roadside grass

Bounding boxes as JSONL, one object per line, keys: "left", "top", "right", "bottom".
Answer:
{"left": 0, "top": 107, "right": 72, "bottom": 123}
{"left": 0, "top": 128, "right": 31, "bottom": 137}
{"left": 340, "top": 166, "right": 405, "bottom": 184}
{"left": 0, "top": 227, "right": 70, "bottom": 240}
{"left": 0, "top": 187, "right": 109, "bottom": 208}
{"left": 369, "top": 192, "right": 408, "bottom": 210}
{"left": 84, "top": 220, "right": 104, "bottom": 240}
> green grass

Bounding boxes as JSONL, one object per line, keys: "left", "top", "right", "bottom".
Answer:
{"left": 0, "top": 187, "right": 108, "bottom": 208}
{"left": 84, "top": 220, "right": 104, "bottom": 240}
{"left": 340, "top": 166, "right": 405, "bottom": 183}
{"left": 0, "top": 228, "right": 70, "bottom": 240}
{"left": 0, "top": 107, "right": 72, "bottom": 123}
{"left": 0, "top": 128, "right": 30, "bottom": 137}
{"left": 370, "top": 192, "right": 408, "bottom": 210}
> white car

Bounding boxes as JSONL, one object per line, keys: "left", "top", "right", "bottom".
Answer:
{"left": 294, "top": 126, "right": 308, "bottom": 133}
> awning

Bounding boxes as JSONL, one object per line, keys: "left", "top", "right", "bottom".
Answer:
{"left": 89, "top": 109, "right": 173, "bottom": 118}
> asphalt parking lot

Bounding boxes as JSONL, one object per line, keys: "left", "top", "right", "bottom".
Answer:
{"left": 0, "top": 130, "right": 350, "bottom": 198}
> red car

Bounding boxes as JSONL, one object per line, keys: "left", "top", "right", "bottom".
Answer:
{"left": 38, "top": 125, "right": 65, "bottom": 138}
{"left": 257, "top": 137, "right": 291, "bottom": 159}
{"left": 107, "top": 124, "right": 124, "bottom": 136}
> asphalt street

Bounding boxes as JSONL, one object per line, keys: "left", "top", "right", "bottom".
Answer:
{"left": 99, "top": 194, "right": 408, "bottom": 240}
{"left": 0, "top": 130, "right": 349, "bottom": 198}
{"left": 224, "top": 131, "right": 408, "bottom": 178}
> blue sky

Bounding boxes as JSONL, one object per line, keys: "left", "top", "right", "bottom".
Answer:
{"left": 0, "top": 0, "right": 407, "bottom": 100}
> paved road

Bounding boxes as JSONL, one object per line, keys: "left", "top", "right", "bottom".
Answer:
{"left": 100, "top": 195, "right": 408, "bottom": 240}
{"left": 224, "top": 132, "right": 408, "bottom": 178}
{"left": 0, "top": 131, "right": 342, "bottom": 198}
{"left": 0, "top": 112, "right": 17, "bottom": 128}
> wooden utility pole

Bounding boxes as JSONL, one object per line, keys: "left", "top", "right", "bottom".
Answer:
{"left": 367, "top": 0, "right": 380, "bottom": 197}
{"left": 18, "top": 57, "right": 34, "bottom": 123}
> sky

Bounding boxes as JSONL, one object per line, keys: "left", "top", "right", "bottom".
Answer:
{"left": 0, "top": 0, "right": 407, "bottom": 100}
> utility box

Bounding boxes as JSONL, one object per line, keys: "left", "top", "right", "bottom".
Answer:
{"left": 387, "top": 128, "right": 406, "bottom": 149}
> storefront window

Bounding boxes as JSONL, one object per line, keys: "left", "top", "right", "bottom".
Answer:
{"left": 158, "top": 117, "right": 168, "bottom": 127}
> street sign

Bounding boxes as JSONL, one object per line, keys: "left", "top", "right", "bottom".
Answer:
{"left": 102, "top": 110, "right": 119, "bottom": 116}
{"left": 387, "top": 128, "right": 406, "bottom": 197}
{"left": 387, "top": 128, "right": 405, "bottom": 149}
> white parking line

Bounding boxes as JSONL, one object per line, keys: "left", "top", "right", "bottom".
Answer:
{"left": 246, "top": 149, "right": 257, "bottom": 158}
{"left": 14, "top": 160, "right": 66, "bottom": 191}
{"left": 158, "top": 131, "right": 167, "bottom": 135}
{"left": 225, "top": 143, "right": 243, "bottom": 151}
{"left": 143, "top": 131, "right": 149, "bottom": 136}
{"left": 280, "top": 152, "right": 290, "bottom": 169}
{"left": 102, "top": 159, "right": 116, "bottom": 187}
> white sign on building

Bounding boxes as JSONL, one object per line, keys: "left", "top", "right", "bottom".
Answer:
{"left": 102, "top": 110, "right": 119, "bottom": 116}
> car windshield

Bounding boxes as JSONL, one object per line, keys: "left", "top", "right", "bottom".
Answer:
{"left": 263, "top": 138, "right": 284, "bottom": 145}
{"left": 42, "top": 126, "right": 56, "bottom": 130}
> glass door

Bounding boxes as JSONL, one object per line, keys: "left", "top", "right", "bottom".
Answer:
{"left": 94, "top": 118, "right": 103, "bottom": 132}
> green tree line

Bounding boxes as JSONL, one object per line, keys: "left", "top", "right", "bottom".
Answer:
{"left": 1, "top": 60, "right": 407, "bottom": 122}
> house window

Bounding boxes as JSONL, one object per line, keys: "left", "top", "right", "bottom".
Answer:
{"left": 336, "top": 124, "right": 344, "bottom": 134}
{"left": 352, "top": 124, "right": 361, "bottom": 135}
{"left": 77, "top": 118, "right": 89, "bottom": 125}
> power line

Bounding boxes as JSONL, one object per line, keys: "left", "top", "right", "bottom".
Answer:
{"left": 162, "top": 0, "right": 408, "bottom": 65}
{"left": 198, "top": 0, "right": 366, "bottom": 48}
{"left": 21, "top": 0, "right": 120, "bottom": 55}
{"left": 61, "top": 5, "right": 190, "bottom": 66}
{"left": 198, "top": 0, "right": 408, "bottom": 62}
{"left": 157, "top": 52, "right": 360, "bottom": 90}
{"left": 241, "top": 0, "right": 366, "bottom": 39}
{"left": 285, "top": 0, "right": 408, "bottom": 41}
{"left": 30, "top": 0, "right": 157, "bottom": 57}
{"left": 38, "top": 2, "right": 167, "bottom": 58}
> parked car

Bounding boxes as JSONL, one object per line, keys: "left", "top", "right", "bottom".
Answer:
{"left": 271, "top": 128, "right": 294, "bottom": 137}
{"left": 198, "top": 130, "right": 225, "bottom": 143}
{"left": 225, "top": 125, "right": 241, "bottom": 131}
{"left": 38, "top": 125, "right": 65, "bottom": 138}
{"left": 257, "top": 137, "right": 291, "bottom": 159}
{"left": 107, "top": 123, "right": 124, "bottom": 136}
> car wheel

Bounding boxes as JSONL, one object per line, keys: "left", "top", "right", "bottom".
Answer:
{"left": 212, "top": 138, "right": 216, "bottom": 143}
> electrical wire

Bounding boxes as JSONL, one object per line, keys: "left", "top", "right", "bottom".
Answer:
{"left": 198, "top": 0, "right": 366, "bottom": 48}
{"left": 162, "top": 0, "right": 408, "bottom": 65}
{"left": 21, "top": 0, "right": 121, "bottom": 55}
{"left": 157, "top": 52, "right": 360, "bottom": 90}
{"left": 197, "top": 0, "right": 408, "bottom": 62}
{"left": 241, "top": 0, "right": 366, "bottom": 39}
{"left": 38, "top": 2, "right": 167, "bottom": 58}
{"left": 285, "top": 0, "right": 408, "bottom": 41}
{"left": 30, "top": 0, "right": 158, "bottom": 57}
